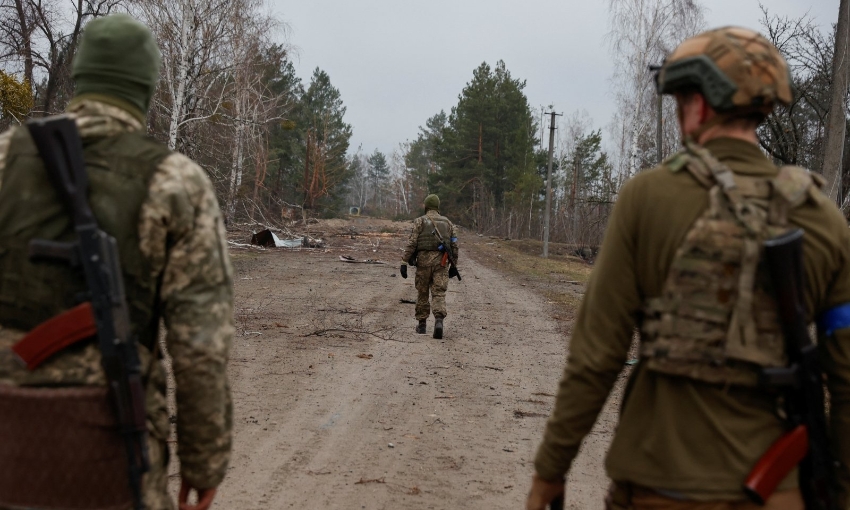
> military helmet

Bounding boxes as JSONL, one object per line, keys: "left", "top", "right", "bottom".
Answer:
{"left": 424, "top": 194, "right": 440, "bottom": 211}
{"left": 656, "top": 27, "right": 792, "bottom": 114}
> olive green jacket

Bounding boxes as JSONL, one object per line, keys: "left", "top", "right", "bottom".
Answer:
{"left": 534, "top": 138, "right": 850, "bottom": 503}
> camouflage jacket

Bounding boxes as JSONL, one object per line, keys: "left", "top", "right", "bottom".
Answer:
{"left": 401, "top": 209, "right": 459, "bottom": 265}
{"left": 0, "top": 99, "right": 234, "bottom": 489}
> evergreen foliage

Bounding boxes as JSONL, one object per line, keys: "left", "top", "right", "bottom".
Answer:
{"left": 429, "top": 61, "right": 540, "bottom": 229}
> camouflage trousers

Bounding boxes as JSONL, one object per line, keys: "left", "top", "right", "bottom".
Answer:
{"left": 415, "top": 251, "right": 450, "bottom": 320}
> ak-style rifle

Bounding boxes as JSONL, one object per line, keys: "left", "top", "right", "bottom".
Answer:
{"left": 21, "top": 116, "right": 149, "bottom": 510}
{"left": 744, "top": 229, "right": 837, "bottom": 510}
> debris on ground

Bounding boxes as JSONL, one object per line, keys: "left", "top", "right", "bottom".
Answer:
{"left": 513, "top": 410, "right": 547, "bottom": 418}
{"left": 250, "top": 229, "right": 324, "bottom": 249}
{"left": 408, "top": 486, "right": 421, "bottom": 495}
{"left": 399, "top": 298, "right": 416, "bottom": 304}
{"left": 356, "top": 353, "right": 373, "bottom": 359}
{"left": 339, "top": 255, "right": 386, "bottom": 264}
{"left": 355, "top": 477, "right": 386, "bottom": 485}
{"left": 227, "top": 240, "right": 265, "bottom": 251}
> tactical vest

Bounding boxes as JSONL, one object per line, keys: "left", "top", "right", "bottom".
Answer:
{"left": 416, "top": 213, "right": 452, "bottom": 252}
{"left": 0, "top": 123, "right": 171, "bottom": 350}
{"left": 640, "top": 142, "right": 821, "bottom": 387}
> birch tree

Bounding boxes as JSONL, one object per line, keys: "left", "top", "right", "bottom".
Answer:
{"left": 607, "top": 0, "right": 705, "bottom": 179}
{"left": 131, "top": 0, "right": 242, "bottom": 151}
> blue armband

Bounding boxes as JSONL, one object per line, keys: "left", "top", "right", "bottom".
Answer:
{"left": 450, "top": 237, "right": 457, "bottom": 242}
{"left": 437, "top": 244, "right": 444, "bottom": 252}
{"left": 818, "top": 303, "right": 850, "bottom": 336}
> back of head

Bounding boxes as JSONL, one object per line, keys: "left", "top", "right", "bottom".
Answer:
{"left": 656, "top": 27, "right": 792, "bottom": 117}
{"left": 72, "top": 14, "right": 161, "bottom": 121}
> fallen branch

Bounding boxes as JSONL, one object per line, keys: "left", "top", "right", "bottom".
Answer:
{"left": 355, "top": 477, "right": 386, "bottom": 485}
{"left": 514, "top": 410, "right": 547, "bottom": 418}
{"left": 339, "top": 255, "right": 386, "bottom": 264}
{"left": 302, "top": 327, "right": 398, "bottom": 342}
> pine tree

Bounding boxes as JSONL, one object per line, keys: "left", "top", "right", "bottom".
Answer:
{"left": 367, "top": 149, "right": 390, "bottom": 212}
{"left": 299, "top": 68, "right": 353, "bottom": 213}
{"left": 430, "top": 60, "right": 539, "bottom": 229}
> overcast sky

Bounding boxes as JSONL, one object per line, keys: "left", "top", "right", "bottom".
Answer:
{"left": 268, "top": 0, "right": 839, "bottom": 158}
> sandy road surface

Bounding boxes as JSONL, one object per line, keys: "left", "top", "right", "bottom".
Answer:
{"left": 210, "top": 224, "right": 620, "bottom": 509}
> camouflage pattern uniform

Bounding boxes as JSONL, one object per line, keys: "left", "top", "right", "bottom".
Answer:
{"left": 0, "top": 99, "right": 234, "bottom": 510}
{"left": 402, "top": 210, "right": 458, "bottom": 320}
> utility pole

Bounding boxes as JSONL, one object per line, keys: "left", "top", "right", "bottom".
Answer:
{"left": 542, "top": 111, "right": 561, "bottom": 258}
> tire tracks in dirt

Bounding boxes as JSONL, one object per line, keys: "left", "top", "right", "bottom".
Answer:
{"left": 215, "top": 247, "right": 616, "bottom": 509}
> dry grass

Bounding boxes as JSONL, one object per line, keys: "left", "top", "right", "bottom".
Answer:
{"left": 467, "top": 237, "right": 592, "bottom": 326}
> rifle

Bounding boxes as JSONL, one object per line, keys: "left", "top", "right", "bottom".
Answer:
{"left": 430, "top": 222, "right": 461, "bottom": 281}
{"left": 24, "top": 116, "right": 149, "bottom": 510}
{"left": 744, "top": 228, "right": 836, "bottom": 509}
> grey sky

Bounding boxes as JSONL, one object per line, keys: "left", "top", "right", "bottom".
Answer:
{"left": 269, "top": 0, "right": 839, "bottom": 158}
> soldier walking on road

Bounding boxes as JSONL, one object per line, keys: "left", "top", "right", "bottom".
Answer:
{"left": 526, "top": 27, "right": 850, "bottom": 510}
{"left": 400, "top": 194, "right": 459, "bottom": 339}
{"left": 0, "top": 14, "right": 233, "bottom": 510}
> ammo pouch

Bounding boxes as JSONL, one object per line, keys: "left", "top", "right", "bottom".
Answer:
{"left": 0, "top": 384, "right": 131, "bottom": 510}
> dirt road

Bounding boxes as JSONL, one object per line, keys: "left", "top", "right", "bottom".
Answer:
{"left": 210, "top": 221, "right": 619, "bottom": 509}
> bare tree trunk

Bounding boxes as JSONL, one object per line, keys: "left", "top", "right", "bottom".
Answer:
{"left": 822, "top": 0, "right": 850, "bottom": 203}
{"left": 226, "top": 122, "right": 244, "bottom": 220}
{"left": 13, "top": 0, "right": 33, "bottom": 87}
{"left": 168, "top": 0, "right": 192, "bottom": 150}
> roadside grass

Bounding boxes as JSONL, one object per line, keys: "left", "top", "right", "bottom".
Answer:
{"left": 467, "top": 237, "right": 592, "bottom": 323}
{"left": 473, "top": 237, "right": 592, "bottom": 282}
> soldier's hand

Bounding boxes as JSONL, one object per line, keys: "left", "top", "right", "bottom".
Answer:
{"left": 179, "top": 479, "right": 218, "bottom": 510}
{"left": 400, "top": 263, "right": 408, "bottom": 279}
{"left": 525, "top": 473, "right": 565, "bottom": 510}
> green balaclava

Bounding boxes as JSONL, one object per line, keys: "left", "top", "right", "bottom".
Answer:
{"left": 424, "top": 194, "right": 440, "bottom": 211}
{"left": 71, "top": 14, "right": 161, "bottom": 122}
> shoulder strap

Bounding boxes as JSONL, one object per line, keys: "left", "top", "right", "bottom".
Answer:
{"left": 768, "top": 165, "right": 816, "bottom": 225}
{"left": 683, "top": 140, "right": 769, "bottom": 234}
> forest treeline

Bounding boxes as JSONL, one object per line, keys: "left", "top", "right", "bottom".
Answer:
{"left": 0, "top": 0, "right": 848, "bottom": 250}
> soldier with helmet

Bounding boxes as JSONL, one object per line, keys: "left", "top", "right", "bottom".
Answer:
{"left": 400, "top": 194, "right": 459, "bottom": 339}
{"left": 0, "top": 14, "right": 232, "bottom": 510}
{"left": 526, "top": 27, "right": 850, "bottom": 509}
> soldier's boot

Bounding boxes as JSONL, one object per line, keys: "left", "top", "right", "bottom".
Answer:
{"left": 433, "top": 317, "right": 444, "bottom": 339}
{"left": 416, "top": 320, "right": 427, "bottom": 334}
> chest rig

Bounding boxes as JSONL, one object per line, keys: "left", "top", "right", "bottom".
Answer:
{"left": 416, "top": 213, "right": 452, "bottom": 252}
{"left": 0, "top": 124, "right": 170, "bottom": 350}
{"left": 640, "top": 142, "right": 821, "bottom": 386}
